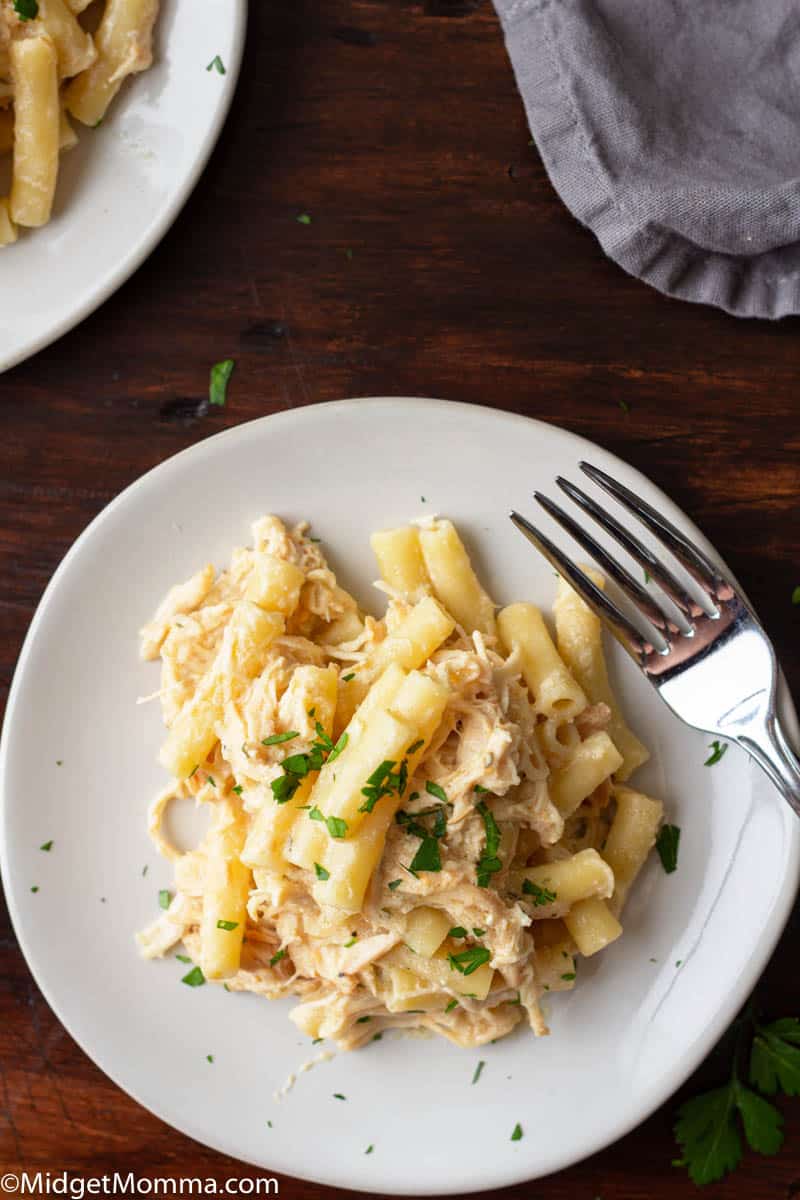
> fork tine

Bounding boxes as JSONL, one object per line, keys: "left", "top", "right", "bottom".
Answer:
{"left": 534, "top": 492, "right": 691, "bottom": 640}
{"left": 509, "top": 510, "right": 669, "bottom": 661}
{"left": 579, "top": 462, "right": 730, "bottom": 607}
{"left": 554, "top": 477, "right": 702, "bottom": 621}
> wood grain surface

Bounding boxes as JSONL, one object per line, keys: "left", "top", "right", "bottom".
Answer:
{"left": 1, "top": 1, "right": 799, "bottom": 1196}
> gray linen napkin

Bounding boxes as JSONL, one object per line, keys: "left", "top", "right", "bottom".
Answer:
{"left": 494, "top": 0, "right": 800, "bottom": 318}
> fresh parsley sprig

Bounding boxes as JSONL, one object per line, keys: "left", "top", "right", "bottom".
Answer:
{"left": 476, "top": 800, "right": 502, "bottom": 887}
{"left": 673, "top": 1004, "right": 799, "bottom": 1185}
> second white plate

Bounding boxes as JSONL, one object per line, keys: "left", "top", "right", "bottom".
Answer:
{"left": 2, "top": 399, "right": 798, "bottom": 1193}
{"left": 0, "top": 0, "right": 246, "bottom": 372}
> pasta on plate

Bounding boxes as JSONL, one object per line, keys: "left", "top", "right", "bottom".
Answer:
{"left": 137, "top": 515, "right": 664, "bottom": 1050}
{"left": 0, "top": 0, "right": 159, "bottom": 244}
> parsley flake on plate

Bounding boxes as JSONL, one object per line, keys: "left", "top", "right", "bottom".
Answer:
{"left": 655, "top": 824, "right": 681, "bottom": 874}
{"left": 181, "top": 966, "right": 205, "bottom": 987}
{"left": 262, "top": 731, "right": 300, "bottom": 746}
{"left": 158, "top": 889, "right": 171, "bottom": 910}
{"left": 472, "top": 1060, "right": 485, "bottom": 1085}
{"left": 704, "top": 740, "right": 728, "bottom": 766}
{"left": 511, "top": 1123, "right": 523, "bottom": 1141}
{"left": 39, "top": 840, "right": 53, "bottom": 852}
{"left": 206, "top": 54, "right": 226, "bottom": 74}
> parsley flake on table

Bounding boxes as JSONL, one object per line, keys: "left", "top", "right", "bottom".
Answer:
{"left": 511, "top": 1123, "right": 523, "bottom": 1141}
{"left": 158, "top": 889, "right": 171, "bottom": 910}
{"left": 472, "top": 1060, "right": 485, "bottom": 1085}
{"left": 333, "top": 1092, "right": 346, "bottom": 1100}
{"left": 209, "top": 358, "right": 234, "bottom": 406}
{"left": 704, "top": 740, "right": 728, "bottom": 766}
{"left": 206, "top": 1054, "right": 214, "bottom": 1063}
{"left": 181, "top": 966, "right": 205, "bottom": 987}
{"left": 206, "top": 54, "right": 226, "bottom": 74}
{"left": 39, "top": 840, "right": 53, "bottom": 852}
{"left": 30, "top": 885, "right": 39, "bottom": 893}
{"left": 522, "top": 879, "right": 556, "bottom": 906}
{"left": 655, "top": 824, "right": 681, "bottom": 873}
{"left": 365, "top": 1144, "right": 374, "bottom": 1154}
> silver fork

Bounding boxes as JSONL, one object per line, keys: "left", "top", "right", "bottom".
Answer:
{"left": 510, "top": 462, "right": 800, "bottom": 817}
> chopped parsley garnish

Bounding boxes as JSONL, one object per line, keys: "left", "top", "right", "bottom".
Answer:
{"left": 407, "top": 739, "right": 424, "bottom": 755}
{"left": 181, "top": 966, "right": 205, "bottom": 987}
{"left": 473, "top": 927, "right": 486, "bottom": 937}
{"left": 314, "top": 862, "right": 330, "bottom": 881}
{"left": 341, "top": 672, "right": 355, "bottom": 682}
{"left": 13, "top": 0, "right": 38, "bottom": 18}
{"left": 476, "top": 801, "right": 502, "bottom": 887}
{"left": 281, "top": 753, "right": 310, "bottom": 776}
{"left": 449, "top": 926, "right": 468, "bottom": 939}
{"left": 410, "top": 835, "right": 441, "bottom": 873}
{"left": 209, "top": 358, "right": 234, "bottom": 406}
{"left": 561, "top": 972, "right": 576, "bottom": 981}
{"left": 360, "top": 758, "right": 407, "bottom": 813}
{"left": 522, "top": 879, "right": 556, "bottom": 906}
{"left": 425, "top": 780, "right": 447, "bottom": 803}
{"left": 333, "top": 1092, "right": 346, "bottom": 1100}
{"left": 39, "top": 840, "right": 53, "bottom": 852}
{"left": 326, "top": 815, "right": 348, "bottom": 839}
{"left": 705, "top": 740, "right": 728, "bottom": 766}
{"left": 30, "top": 885, "right": 39, "bottom": 893}
{"left": 216, "top": 919, "right": 238, "bottom": 932}
{"left": 445, "top": 999, "right": 458, "bottom": 1013}
{"left": 387, "top": 879, "right": 401, "bottom": 891}
{"left": 206, "top": 775, "right": 216, "bottom": 787}
{"left": 619, "top": 398, "right": 630, "bottom": 413}
{"left": 674, "top": 1007, "right": 798, "bottom": 1185}
{"left": 206, "top": 55, "right": 226, "bottom": 75}
{"left": 158, "top": 889, "right": 171, "bottom": 910}
{"left": 448, "top": 946, "right": 491, "bottom": 976}
{"left": 792, "top": 586, "right": 800, "bottom": 605}
{"left": 232, "top": 785, "right": 243, "bottom": 795}
{"left": 474, "top": 784, "right": 490, "bottom": 794}
{"left": 656, "top": 824, "right": 681, "bottom": 874}
{"left": 297, "top": 213, "right": 312, "bottom": 225}
{"left": 262, "top": 731, "right": 300, "bottom": 746}
{"left": 206, "top": 1054, "right": 214, "bottom": 1063}
{"left": 271, "top": 773, "right": 301, "bottom": 804}
{"left": 309, "top": 806, "right": 324, "bottom": 821}
{"left": 269, "top": 949, "right": 287, "bottom": 967}
{"left": 327, "top": 731, "right": 349, "bottom": 764}
{"left": 56, "top": 760, "right": 63, "bottom": 766}
{"left": 511, "top": 1123, "right": 523, "bottom": 1142}
{"left": 267, "top": 1120, "right": 273, "bottom": 1127}
{"left": 365, "top": 1145, "right": 374, "bottom": 1154}
{"left": 356, "top": 1016, "right": 371, "bottom": 1024}
{"left": 175, "top": 954, "right": 192, "bottom": 964}
{"left": 472, "top": 1060, "right": 485, "bottom": 1085}
{"left": 142, "top": 865, "right": 149, "bottom": 877}
{"left": 344, "top": 936, "right": 358, "bottom": 948}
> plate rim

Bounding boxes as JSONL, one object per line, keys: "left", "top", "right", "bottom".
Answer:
{"left": 2, "top": 396, "right": 798, "bottom": 1193}
{"left": 0, "top": 0, "right": 248, "bottom": 375}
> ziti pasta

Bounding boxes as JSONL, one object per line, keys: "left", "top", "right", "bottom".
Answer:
{"left": 137, "top": 515, "right": 664, "bottom": 1050}
{"left": 0, "top": 0, "right": 160, "bottom": 244}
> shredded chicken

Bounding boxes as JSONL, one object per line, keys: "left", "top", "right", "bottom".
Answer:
{"left": 137, "top": 515, "right": 658, "bottom": 1051}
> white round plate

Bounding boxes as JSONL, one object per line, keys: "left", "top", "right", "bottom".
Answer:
{"left": 0, "top": 0, "right": 246, "bottom": 373}
{"left": 2, "top": 399, "right": 798, "bottom": 1194}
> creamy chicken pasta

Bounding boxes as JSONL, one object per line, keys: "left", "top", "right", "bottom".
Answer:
{"left": 0, "top": 0, "right": 159, "bottom": 245}
{"left": 137, "top": 515, "right": 663, "bottom": 1050}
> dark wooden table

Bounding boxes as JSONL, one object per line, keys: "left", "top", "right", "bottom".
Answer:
{"left": 1, "top": 1, "right": 798, "bottom": 1196}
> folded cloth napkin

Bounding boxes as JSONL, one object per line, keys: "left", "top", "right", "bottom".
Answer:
{"left": 494, "top": 0, "right": 800, "bottom": 318}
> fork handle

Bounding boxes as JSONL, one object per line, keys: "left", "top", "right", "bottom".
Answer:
{"left": 741, "top": 716, "right": 800, "bottom": 819}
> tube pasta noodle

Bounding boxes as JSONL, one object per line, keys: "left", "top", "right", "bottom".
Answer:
{"left": 138, "top": 514, "right": 667, "bottom": 1052}
{"left": 554, "top": 571, "right": 650, "bottom": 780}
{"left": 0, "top": 0, "right": 161, "bottom": 244}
